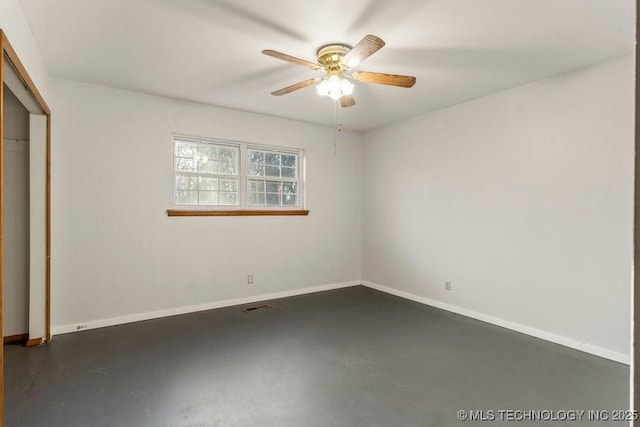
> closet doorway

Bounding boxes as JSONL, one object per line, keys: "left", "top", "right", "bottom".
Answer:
{"left": 0, "top": 30, "right": 51, "bottom": 423}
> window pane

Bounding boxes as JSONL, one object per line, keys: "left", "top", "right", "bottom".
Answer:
{"left": 176, "top": 174, "right": 198, "bottom": 190}
{"left": 282, "top": 154, "right": 296, "bottom": 167}
{"left": 266, "top": 181, "right": 281, "bottom": 193}
{"left": 282, "top": 182, "right": 297, "bottom": 195}
{"left": 219, "top": 160, "right": 236, "bottom": 175}
{"left": 198, "top": 177, "right": 218, "bottom": 191}
{"left": 198, "top": 144, "right": 217, "bottom": 161}
{"left": 219, "top": 178, "right": 239, "bottom": 192}
{"left": 265, "top": 166, "right": 280, "bottom": 177}
{"left": 247, "top": 180, "right": 258, "bottom": 192}
{"left": 219, "top": 147, "right": 239, "bottom": 175}
{"left": 248, "top": 163, "right": 264, "bottom": 176}
{"left": 248, "top": 192, "right": 265, "bottom": 206}
{"left": 283, "top": 194, "right": 297, "bottom": 206}
{"left": 219, "top": 192, "right": 238, "bottom": 205}
{"left": 176, "top": 190, "right": 198, "bottom": 205}
{"left": 199, "top": 191, "right": 218, "bottom": 205}
{"left": 248, "top": 150, "right": 264, "bottom": 164}
{"left": 266, "top": 193, "right": 280, "bottom": 206}
{"left": 176, "top": 157, "right": 196, "bottom": 172}
{"left": 199, "top": 159, "right": 218, "bottom": 174}
{"left": 265, "top": 152, "right": 281, "bottom": 165}
{"left": 281, "top": 167, "right": 296, "bottom": 178}
{"left": 175, "top": 141, "right": 198, "bottom": 157}
{"left": 248, "top": 179, "right": 265, "bottom": 192}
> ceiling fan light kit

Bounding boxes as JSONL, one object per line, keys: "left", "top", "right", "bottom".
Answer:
{"left": 315, "top": 44, "right": 354, "bottom": 100}
{"left": 316, "top": 75, "right": 354, "bottom": 100}
{"left": 262, "top": 35, "right": 416, "bottom": 108}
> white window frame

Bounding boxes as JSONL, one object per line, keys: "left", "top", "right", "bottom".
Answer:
{"left": 172, "top": 134, "right": 305, "bottom": 210}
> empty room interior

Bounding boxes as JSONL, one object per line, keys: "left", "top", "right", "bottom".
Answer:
{"left": 0, "top": 0, "right": 636, "bottom": 426}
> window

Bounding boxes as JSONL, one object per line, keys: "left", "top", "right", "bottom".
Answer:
{"left": 173, "top": 135, "right": 304, "bottom": 210}
{"left": 174, "top": 137, "right": 240, "bottom": 206}
{"left": 247, "top": 149, "right": 299, "bottom": 207}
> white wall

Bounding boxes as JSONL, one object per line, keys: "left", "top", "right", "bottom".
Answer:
{"left": 50, "top": 78, "right": 361, "bottom": 330}
{"left": 362, "top": 54, "right": 634, "bottom": 361}
{"left": 0, "top": 0, "right": 51, "bottom": 102}
{"left": 2, "top": 87, "right": 30, "bottom": 337}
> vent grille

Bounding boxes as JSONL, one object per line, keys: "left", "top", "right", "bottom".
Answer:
{"left": 242, "top": 304, "right": 272, "bottom": 313}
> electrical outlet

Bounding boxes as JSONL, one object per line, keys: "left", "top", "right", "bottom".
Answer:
{"left": 323, "top": 265, "right": 330, "bottom": 274}
{"left": 445, "top": 281, "right": 452, "bottom": 291}
{"left": 247, "top": 274, "right": 254, "bottom": 285}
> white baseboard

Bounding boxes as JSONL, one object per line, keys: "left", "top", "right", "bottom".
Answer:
{"left": 52, "top": 279, "right": 630, "bottom": 365}
{"left": 362, "top": 281, "right": 630, "bottom": 365}
{"left": 52, "top": 281, "right": 360, "bottom": 336}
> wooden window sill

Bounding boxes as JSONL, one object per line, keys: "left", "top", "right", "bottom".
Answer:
{"left": 167, "top": 209, "right": 310, "bottom": 217}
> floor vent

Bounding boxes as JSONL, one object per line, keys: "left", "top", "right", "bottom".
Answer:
{"left": 242, "top": 304, "right": 272, "bottom": 313}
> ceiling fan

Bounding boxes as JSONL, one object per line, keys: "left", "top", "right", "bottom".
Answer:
{"left": 262, "top": 35, "right": 416, "bottom": 108}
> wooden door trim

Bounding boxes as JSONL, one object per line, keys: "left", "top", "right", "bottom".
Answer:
{"left": 0, "top": 29, "right": 52, "bottom": 426}
{"left": 3, "top": 334, "right": 28, "bottom": 344}
{"left": 0, "top": 30, "right": 4, "bottom": 427}
{"left": 1, "top": 34, "right": 50, "bottom": 115}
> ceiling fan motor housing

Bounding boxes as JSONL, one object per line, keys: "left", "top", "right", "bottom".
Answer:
{"left": 316, "top": 44, "right": 351, "bottom": 74}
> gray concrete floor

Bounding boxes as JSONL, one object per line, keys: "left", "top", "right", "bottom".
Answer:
{"left": 5, "top": 286, "right": 629, "bottom": 426}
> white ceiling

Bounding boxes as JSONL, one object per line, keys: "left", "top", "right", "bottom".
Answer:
{"left": 18, "top": 0, "right": 635, "bottom": 131}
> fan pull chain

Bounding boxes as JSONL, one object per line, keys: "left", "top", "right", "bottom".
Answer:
{"left": 334, "top": 100, "right": 338, "bottom": 156}
{"left": 333, "top": 100, "right": 343, "bottom": 156}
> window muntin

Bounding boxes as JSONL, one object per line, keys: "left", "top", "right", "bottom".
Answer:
{"left": 173, "top": 136, "right": 303, "bottom": 209}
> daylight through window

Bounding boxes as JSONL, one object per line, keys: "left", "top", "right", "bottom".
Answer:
{"left": 247, "top": 149, "right": 299, "bottom": 207}
{"left": 173, "top": 136, "right": 303, "bottom": 209}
